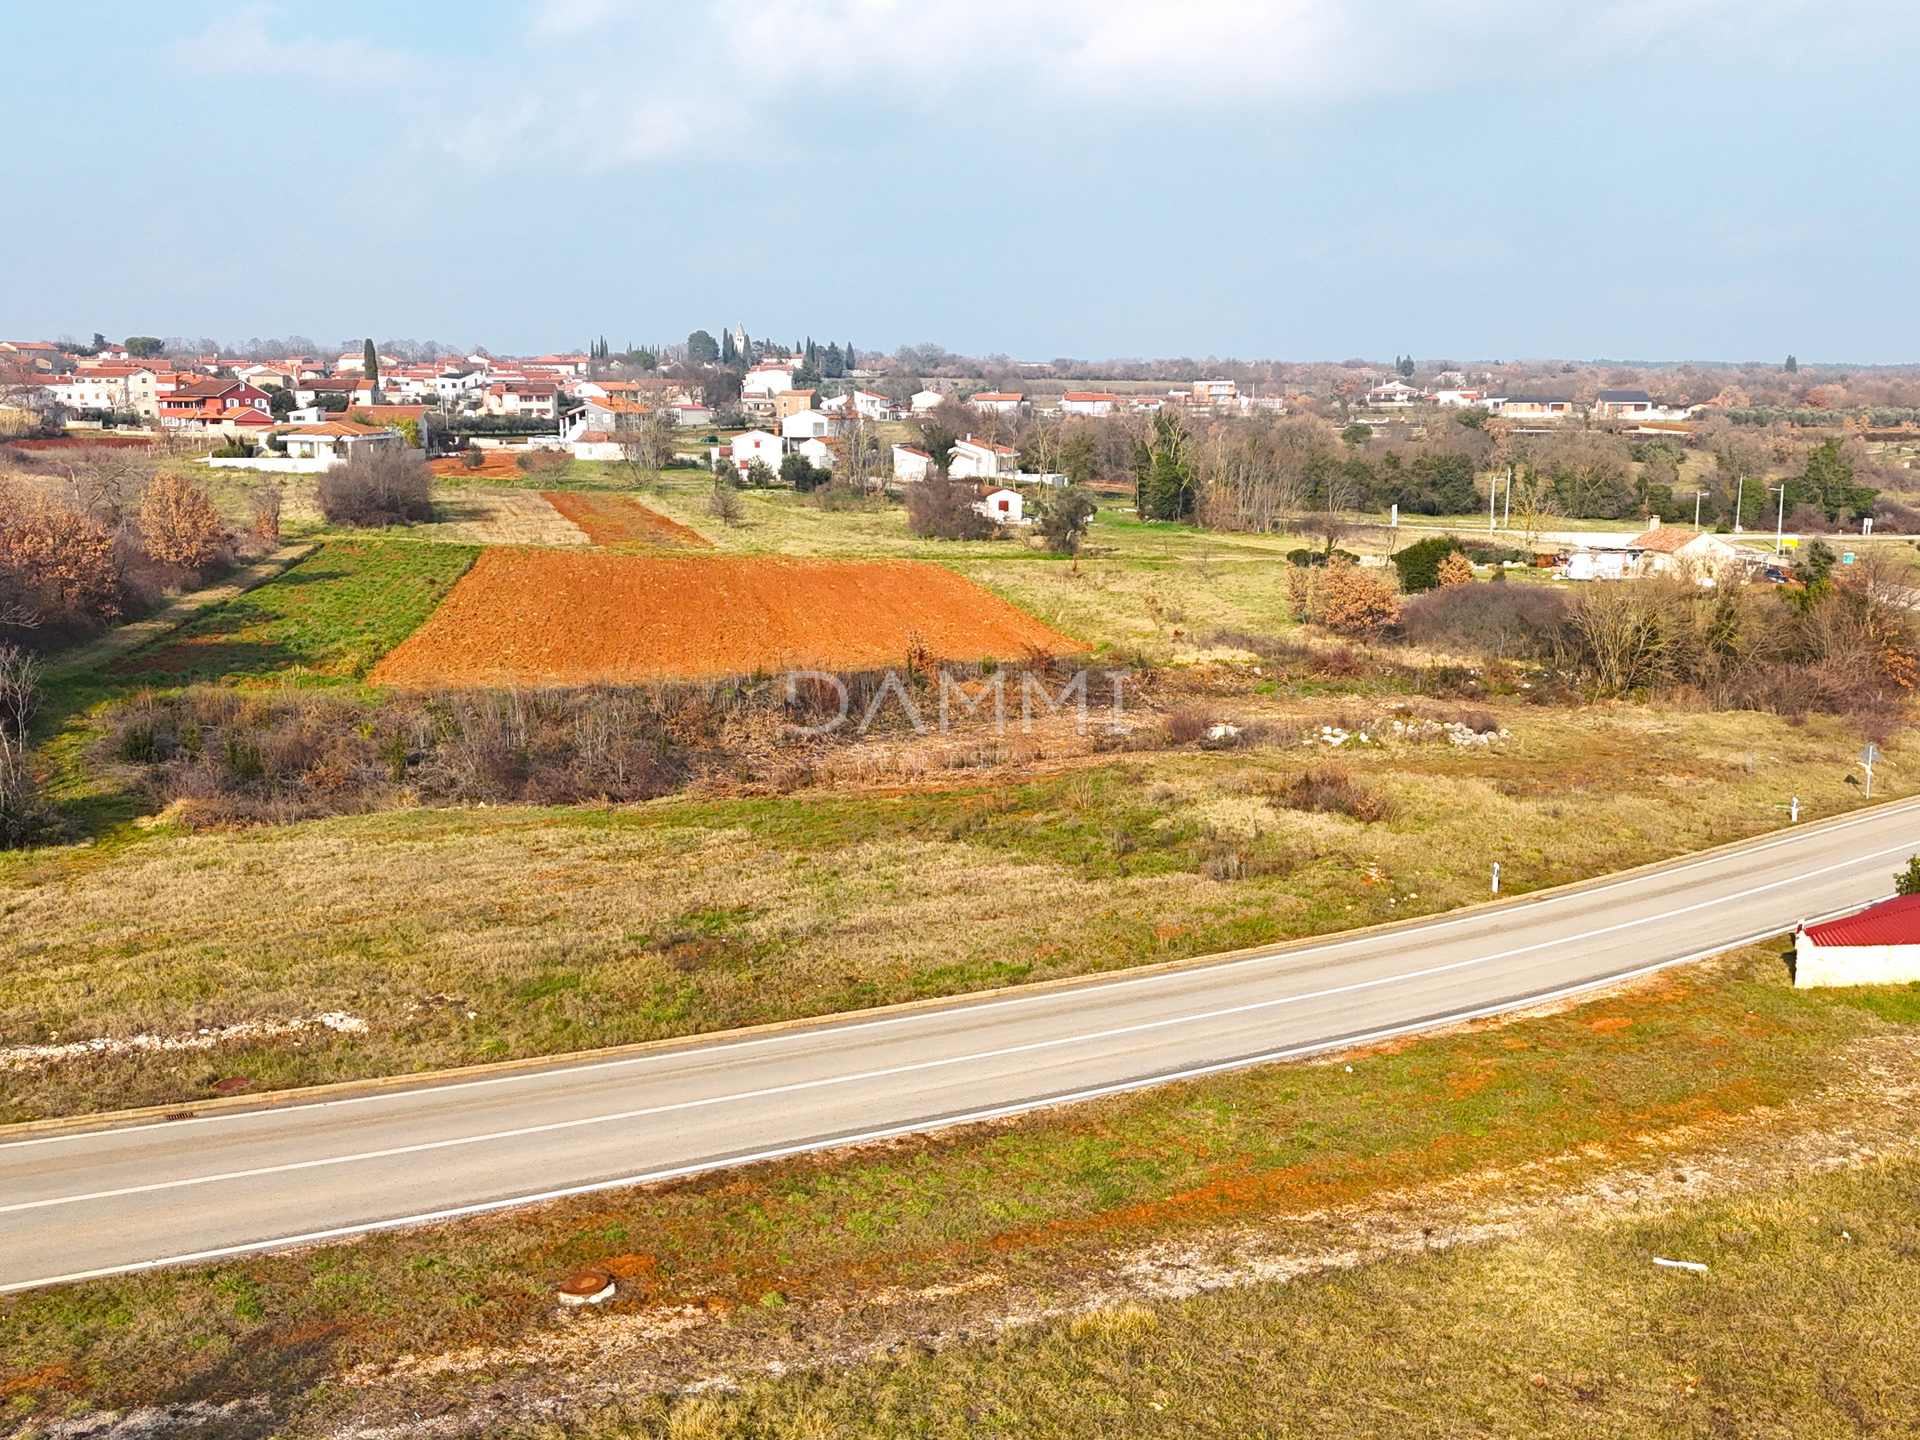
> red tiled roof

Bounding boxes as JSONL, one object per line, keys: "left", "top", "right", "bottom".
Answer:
{"left": 973, "top": 392, "right": 1023, "bottom": 401}
{"left": 1062, "top": 392, "right": 1118, "bottom": 401}
{"left": 1630, "top": 526, "right": 1700, "bottom": 554}
{"left": 1804, "top": 894, "right": 1920, "bottom": 947}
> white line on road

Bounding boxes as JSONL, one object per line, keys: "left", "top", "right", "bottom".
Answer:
{"left": 8, "top": 839, "right": 1897, "bottom": 1219}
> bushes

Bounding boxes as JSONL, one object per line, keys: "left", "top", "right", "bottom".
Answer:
{"left": 0, "top": 645, "right": 55, "bottom": 847}
{"left": 1398, "top": 583, "right": 1569, "bottom": 660}
{"left": 1035, "top": 487, "right": 1097, "bottom": 554}
{"left": 315, "top": 446, "right": 433, "bottom": 526}
{"left": 1390, "top": 534, "right": 1466, "bottom": 593}
{"left": 1289, "top": 556, "right": 1401, "bottom": 636}
{"left": 138, "top": 474, "right": 227, "bottom": 569}
{"left": 780, "top": 454, "right": 829, "bottom": 492}
{"left": 906, "top": 473, "right": 997, "bottom": 541}
{"left": 0, "top": 479, "right": 122, "bottom": 640}
{"left": 706, "top": 477, "right": 745, "bottom": 526}
{"left": 1436, "top": 551, "right": 1475, "bottom": 588}
{"left": 1272, "top": 764, "right": 1395, "bottom": 822}
{"left": 515, "top": 449, "right": 573, "bottom": 478}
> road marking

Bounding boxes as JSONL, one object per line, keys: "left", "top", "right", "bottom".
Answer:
{"left": 4, "top": 837, "right": 1898, "bottom": 1218}
{"left": 12, "top": 797, "right": 1918, "bottom": 1153}
{"left": 0, "top": 918, "right": 1836, "bottom": 1294}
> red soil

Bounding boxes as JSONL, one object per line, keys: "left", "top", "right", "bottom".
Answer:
{"left": 429, "top": 452, "right": 537, "bottom": 480}
{"left": 5, "top": 436, "right": 153, "bottom": 450}
{"left": 540, "top": 490, "right": 711, "bottom": 548}
{"left": 368, "top": 550, "right": 1086, "bottom": 685}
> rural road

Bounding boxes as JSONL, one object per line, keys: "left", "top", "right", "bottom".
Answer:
{"left": 6, "top": 798, "right": 1920, "bottom": 1292}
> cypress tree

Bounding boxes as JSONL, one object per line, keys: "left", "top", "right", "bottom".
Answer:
{"left": 722, "top": 328, "right": 736, "bottom": 365}
{"left": 846, "top": 341, "right": 856, "bottom": 372}
{"left": 363, "top": 338, "right": 378, "bottom": 389}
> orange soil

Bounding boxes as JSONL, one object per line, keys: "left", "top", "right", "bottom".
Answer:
{"left": 540, "top": 490, "right": 711, "bottom": 548}
{"left": 429, "top": 452, "right": 548, "bottom": 480}
{"left": 368, "top": 550, "right": 1087, "bottom": 685}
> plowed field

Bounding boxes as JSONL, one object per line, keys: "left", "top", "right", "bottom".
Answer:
{"left": 541, "top": 490, "right": 710, "bottom": 547}
{"left": 367, "top": 550, "right": 1086, "bottom": 685}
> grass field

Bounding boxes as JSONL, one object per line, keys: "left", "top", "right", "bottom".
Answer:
{"left": 103, "top": 539, "right": 480, "bottom": 684}
{"left": 0, "top": 703, "right": 1903, "bottom": 1121}
{"left": 0, "top": 941, "right": 1910, "bottom": 1432}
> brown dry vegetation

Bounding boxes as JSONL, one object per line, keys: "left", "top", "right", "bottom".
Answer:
{"left": 541, "top": 491, "right": 711, "bottom": 548}
{"left": 2, "top": 702, "right": 1907, "bottom": 1122}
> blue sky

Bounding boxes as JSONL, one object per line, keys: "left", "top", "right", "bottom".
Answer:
{"left": 5, "top": 1, "right": 1916, "bottom": 362}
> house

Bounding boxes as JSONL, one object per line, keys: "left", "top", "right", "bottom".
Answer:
{"left": 1366, "top": 380, "right": 1422, "bottom": 406}
{"left": 668, "top": 403, "right": 714, "bottom": 427}
{"left": 483, "top": 380, "right": 560, "bottom": 419}
{"left": 1429, "top": 389, "right": 1486, "bottom": 408}
{"left": 565, "top": 396, "right": 649, "bottom": 441}
{"left": 48, "top": 373, "right": 132, "bottom": 414}
{"left": 909, "top": 389, "right": 948, "bottom": 415}
{"left": 158, "top": 380, "right": 271, "bottom": 429}
{"left": 892, "top": 444, "right": 934, "bottom": 482}
{"left": 1059, "top": 392, "right": 1118, "bottom": 416}
{"left": 971, "top": 392, "right": 1025, "bottom": 414}
{"left": 774, "top": 389, "right": 818, "bottom": 421}
{"left": 209, "top": 419, "right": 405, "bottom": 472}
{"left": 851, "top": 390, "right": 892, "bottom": 420}
{"left": 1627, "top": 523, "right": 1748, "bottom": 583}
{"left": 743, "top": 364, "right": 795, "bottom": 406}
{"left": 1594, "top": 389, "right": 1655, "bottom": 419}
{"left": 948, "top": 437, "right": 1016, "bottom": 480}
{"left": 435, "top": 368, "right": 484, "bottom": 405}
{"left": 780, "top": 408, "right": 834, "bottom": 440}
{"left": 1794, "top": 895, "right": 1920, "bottom": 987}
{"left": 1564, "top": 548, "right": 1633, "bottom": 581}
{"left": 335, "top": 351, "right": 400, "bottom": 372}
{"left": 1491, "top": 395, "right": 1573, "bottom": 419}
{"left": 727, "top": 429, "right": 785, "bottom": 476}
{"left": 1190, "top": 379, "right": 1237, "bottom": 405}
{"left": 974, "top": 487, "right": 1026, "bottom": 524}
{"left": 795, "top": 436, "right": 841, "bottom": 470}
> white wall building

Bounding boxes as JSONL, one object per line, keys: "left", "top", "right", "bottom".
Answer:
{"left": 780, "top": 408, "right": 835, "bottom": 440}
{"left": 1795, "top": 896, "right": 1920, "bottom": 987}
{"left": 948, "top": 437, "right": 1016, "bottom": 480}
{"left": 974, "top": 487, "right": 1026, "bottom": 524}
{"left": 892, "top": 444, "right": 933, "bottom": 482}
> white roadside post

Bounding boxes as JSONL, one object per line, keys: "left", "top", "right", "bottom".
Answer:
{"left": 1860, "top": 744, "right": 1881, "bottom": 801}
{"left": 1792, "top": 796, "right": 1800, "bottom": 823}
{"left": 1492, "top": 861, "right": 1501, "bottom": 896}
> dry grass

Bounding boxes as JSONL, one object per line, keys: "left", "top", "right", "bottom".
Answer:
{"left": 409, "top": 488, "right": 590, "bottom": 547}
{"left": 0, "top": 703, "right": 1907, "bottom": 1121}
{"left": 2, "top": 942, "right": 1914, "bottom": 1435}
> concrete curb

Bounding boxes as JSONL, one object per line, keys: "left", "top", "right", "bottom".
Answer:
{"left": 7, "top": 791, "right": 1917, "bottom": 1143}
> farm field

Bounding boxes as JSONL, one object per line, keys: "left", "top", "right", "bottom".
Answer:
{"left": 541, "top": 489, "right": 711, "bottom": 547}
{"left": 103, "top": 539, "right": 480, "bottom": 684}
{"left": 366, "top": 549, "right": 1089, "bottom": 686}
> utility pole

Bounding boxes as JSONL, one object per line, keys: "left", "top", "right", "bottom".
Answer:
{"left": 1503, "top": 466, "right": 1513, "bottom": 529}
{"left": 1489, "top": 474, "right": 1497, "bottom": 535}
{"left": 1694, "top": 489, "right": 1707, "bottom": 528}
{"left": 1773, "top": 484, "right": 1788, "bottom": 556}
{"left": 1734, "top": 474, "right": 1745, "bottom": 533}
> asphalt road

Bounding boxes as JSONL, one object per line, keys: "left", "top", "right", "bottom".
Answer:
{"left": 6, "top": 798, "right": 1918, "bottom": 1292}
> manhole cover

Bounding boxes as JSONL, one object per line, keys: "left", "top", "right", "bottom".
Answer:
{"left": 557, "top": 1270, "right": 615, "bottom": 1306}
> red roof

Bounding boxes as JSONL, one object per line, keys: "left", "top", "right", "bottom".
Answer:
{"left": 1803, "top": 894, "right": 1920, "bottom": 946}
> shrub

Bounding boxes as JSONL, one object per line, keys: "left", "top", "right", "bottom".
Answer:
{"left": 0, "top": 645, "right": 55, "bottom": 847}
{"left": 0, "top": 479, "right": 122, "bottom": 637}
{"left": 139, "top": 473, "right": 227, "bottom": 568}
{"left": 906, "top": 473, "right": 996, "bottom": 541}
{"left": 780, "top": 454, "right": 828, "bottom": 492}
{"left": 1165, "top": 708, "right": 1209, "bottom": 744}
{"left": 745, "top": 458, "right": 777, "bottom": 488}
{"left": 249, "top": 485, "right": 283, "bottom": 543}
{"left": 1035, "top": 487, "right": 1098, "bottom": 555}
{"left": 459, "top": 448, "right": 485, "bottom": 470}
{"left": 1312, "top": 559, "right": 1401, "bottom": 637}
{"left": 1436, "top": 550, "right": 1475, "bottom": 588}
{"left": 514, "top": 449, "right": 573, "bottom": 476}
{"left": 1273, "top": 764, "right": 1395, "bottom": 822}
{"left": 1391, "top": 534, "right": 1467, "bottom": 593}
{"left": 315, "top": 446, "right": 433, "bottom": 527}
{"left": 1397, "top": 581, "right": 1568, "bottom": 660}
{"left": 707, "top": 478, "right": 745, "bottom": 526}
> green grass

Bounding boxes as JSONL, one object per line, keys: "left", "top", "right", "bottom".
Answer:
{"left": 102, "top": 539, "right": 478, "bottom": 684}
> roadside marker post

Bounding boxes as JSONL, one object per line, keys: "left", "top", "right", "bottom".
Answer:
{"left": 1861, "top": 744, "right": 1881, "bottom": 801}
{"left": 1792, "top": 796, "right": 1799, "bottom": 823}
{"left": 1491, "top": 862, "right": 1500, "bottom": 896}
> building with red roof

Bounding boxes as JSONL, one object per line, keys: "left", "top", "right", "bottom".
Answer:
{"left": 1795, "top": 894, "right": 1920, "bottom": 987}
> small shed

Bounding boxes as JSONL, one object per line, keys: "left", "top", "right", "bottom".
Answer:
{"left": 1795, "top": 895, "right": 1920, "bottom": 987}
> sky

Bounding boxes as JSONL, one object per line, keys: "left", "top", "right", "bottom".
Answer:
{"left": 5, "top": 0, "right": 1918, "bottom": 364}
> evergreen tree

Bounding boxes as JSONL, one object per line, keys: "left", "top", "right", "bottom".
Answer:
{"left": 1785, "top": 354, "right": 1799, "bottom": 373}
{"left": 1134, "top": 411, "right": 1195, "bottom": 520}
{"left": 823, "top": 343, "right": 844, "bottom": 378}
{"left": 721, "top": 328, "right": 736, "bottom": 365}
{"left": 1397, "top": 355, "right": 1415, "bottom": 378}
{"left": 687, "top": 330, "right": 720, "bottom": 364}
{"left": 846, "top": 341, "right": 857, "bottom": 373}
{"left": 806, "top": 338, "right": 817, "bottom": 366}
{"left": 363, "top": 338, "right": 378, "bottom": 389}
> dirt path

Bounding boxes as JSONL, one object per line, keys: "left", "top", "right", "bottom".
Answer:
{"left": 39, "top": 543, "right": 319, "bottom": 681}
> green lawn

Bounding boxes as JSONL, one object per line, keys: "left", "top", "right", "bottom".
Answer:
{"left": 103, "top": 539, "right": 478, "bottom": 684}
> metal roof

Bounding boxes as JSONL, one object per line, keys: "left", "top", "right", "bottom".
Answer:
{"left": 1803, "top": 893, "right": 1920, "bottom": 946}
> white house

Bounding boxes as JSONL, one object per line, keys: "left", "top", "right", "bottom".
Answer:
{"left": 1366, "top": 380, "right": 1422, "bottom": 406}
{"left": 852, "top": 390, "right": 892, "bottom": 420}
{"left": 206, "top": 420, "right": 404, "bottom": 474}
{"left": 668, "top": 402, "right": 714, "bottom": 427}
{"left": 743, "top": 365, "right": 795, "bottom": 402}
{"left": 1795, "top": 895, "right": 1920, "bottom": 987}
{"left": 1594, "top": 389, "right": 1655, "bottom": 419}
{"left": 1059, "top": 392, "right": 1118, "bottom": 416}
{"left": 892, "top": 444, "right": 933, "bottom": 482}
{"left": 726, "top": 429, "right": 784, "bottom": 476}
{"left": 974, "top": 487, "right": 1026, "bottom": 524}
{"left": 1190, "top": 379, "right": 1237, "bottom": 405}
{"left": 780, "top": 408, "right": 835, "bottom": 440}
{"left": 1627, "top": 523, "right": 1749, "bottom": 583}
{"left": 795, "top": 436, "right": 839, "bottom": 470}
{"left": 949, "top": 437, "right": 1016, "bottom": 480}
{"left": 1491, "top": 395, "right": 1573, "bottom": 419}
{"left": 909, "top": 389, "right": 947, "bottom": 414}
{"left": 971, "top": 391, "right": 1024, "bottom": 414}
{"left": 1429, "top": 389, "right": 1487, "bottom": 408}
